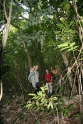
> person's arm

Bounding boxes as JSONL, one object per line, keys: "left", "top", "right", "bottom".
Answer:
{"left": 28, "top": 71, "right": 35, "bottom": 80}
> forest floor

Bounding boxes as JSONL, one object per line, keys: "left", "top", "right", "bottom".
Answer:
{"left": 0, "top": 93, "right": 83, "bottom": 124}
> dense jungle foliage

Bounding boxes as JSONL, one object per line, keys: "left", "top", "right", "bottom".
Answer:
{"left": 0, "top": 0, "right": 83, "bottom": 124}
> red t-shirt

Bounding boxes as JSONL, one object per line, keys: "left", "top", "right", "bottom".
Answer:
{"left": 45, "top": 73, "right": 52, "bottom": 83}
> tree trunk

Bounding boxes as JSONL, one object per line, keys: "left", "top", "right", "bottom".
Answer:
{"left": 23, "top": 41, "right": 32, "bottom": 69}
{"left": 0, "top": 46, "right": 3, "bottom": 100}
{"left": 37, "top": 42, "right": 45, "bottom": 81}
{"left": 62, "top": 52, "right": 72, "bottom": 87}
{"left": 71, "top": 0, "right": 83, "bottom": 96}
{"left": 0, "top": 0, "right": 13, "bottom": 100}
{"left": 62, "top": 51, "right": 77, "bottom": 94}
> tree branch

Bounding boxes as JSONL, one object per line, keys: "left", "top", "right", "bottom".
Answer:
{"left": 3, "top": 0, "right": 8, "bottom": 21}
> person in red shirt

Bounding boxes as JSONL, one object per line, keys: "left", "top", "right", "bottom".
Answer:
{"left": 45, "top": 69, "right": 52, "bottom": 95}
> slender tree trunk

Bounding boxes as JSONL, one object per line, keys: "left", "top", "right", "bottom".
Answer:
{"left": 61, "top": 52, "right": 72, "bottom": 87}
{"left": 23, "top": 41, "right": 32, "bottom": 69}
{"left": 0, "top": 0, "right": 13, "bottom": 100}
{"left": 37, "top": 42, "right": 45, "bottom": 81}
{"left": 0, "top": 46, "right": 3, "bottom": 100}
{"left": 61, "top": 41, "right": 77, "bottom": 93}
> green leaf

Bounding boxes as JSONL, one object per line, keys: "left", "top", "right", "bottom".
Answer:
{"left": 75, "top": 0, "right": 78, "bottom": 2}
{"left": 67, "top": 104, "right": 74, "bottom": 110}
{"left": 26, "top": 103, "right": 32, "bottom": 108}
{"left": 60, "top": 17, "right": 65, "bottom": 24}
{"left": 61, "top": 46, "right": 69, "bottom": 51}
{"left": 50, "top": 103, "right": 53, "bottom": 109}
{"left": 71, "top": 112, "right": 82, "bottom": 119}
{"left": 56, "top": 23, "right": 64, "bottom": 29}
{"left": 36, "top": 100, "right": 39, "bottom": 106}
{"left": 69, "top": 42, "right": 75, "bottom": 47}
{"left": 58, "top": 42, "right": 68, "bottom": 48}
{"left": 37, "top": 91, "right": 43, "bottom": 96}
{"left": 28, "top": 93, "right": 36, "bottom": 96}
{"left": 52, "top": 97, "right": 58, "bottom": 101}
{"left": 60, "top": 99, "right": 65, "bottom": 105}
{"left": 47, "top": 102, "right": 53, "bottom": 109}
{"left": 37, "top": 1, "right": 43, "bottom": 10}
{"left": 63, "top": 3, "right": 70, "bottom": 12}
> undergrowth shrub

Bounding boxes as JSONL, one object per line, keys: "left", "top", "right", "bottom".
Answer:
{"left": 25, "top": 86, "right": 74, "bottom": 117}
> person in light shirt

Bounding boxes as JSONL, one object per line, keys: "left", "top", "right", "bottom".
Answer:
{"left": 28, "top": 65, "right": 39, "bottom": 93}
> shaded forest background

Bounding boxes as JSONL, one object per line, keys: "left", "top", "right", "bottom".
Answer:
{"left": 0, "top": 0, "right": 83, "bottom": 123}
{"left": 0, "top": 0, "right": 83, "bottom": 96}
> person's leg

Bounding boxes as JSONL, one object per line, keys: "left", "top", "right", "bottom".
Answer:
{"left": 34, "top": 82, "right": 40, "bottom": 94}
{"left": 49, "top": 82, "right": 52, "bottom": 94}
{"left": 46, "top": 83, "right": 50, "bottom": 94}
{"left": 36, "top": 82, "right": 40, "bottom": 90}
{"left": 32, "top": 82, "right": 36, "bottom": 89}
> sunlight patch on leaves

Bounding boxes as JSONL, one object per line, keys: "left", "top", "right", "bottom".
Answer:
{"left": 57, "top": 42, "right": 78, "bottom": 52}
